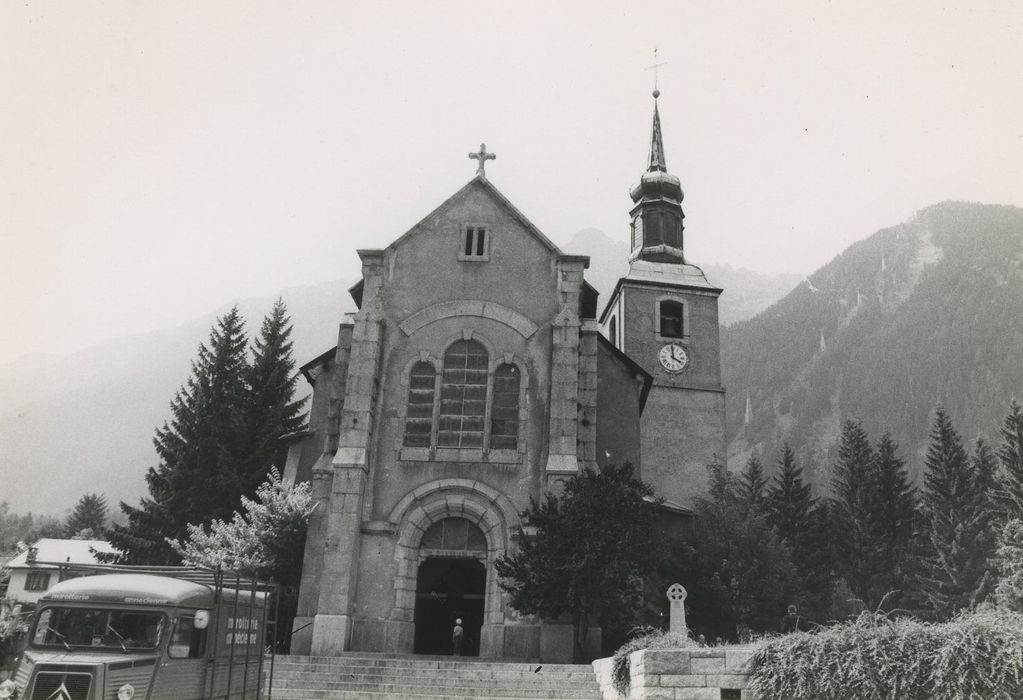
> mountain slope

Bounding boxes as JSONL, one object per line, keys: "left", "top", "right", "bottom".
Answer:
{"left": 723, "top": 202, "right": 1023, "bottom": 486}
{"left": 0, "top": 280, "right": 353, "bottom": 514}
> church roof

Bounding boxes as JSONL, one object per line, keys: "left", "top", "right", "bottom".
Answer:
{"left": 598, "top": 260, "right": 722, "bottom": 324}
{"left": 387, "top": 174, "right": 565, "bottom": 256}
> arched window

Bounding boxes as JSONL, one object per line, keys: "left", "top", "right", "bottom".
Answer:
{"left": 489, "top": 364, "right": 520, "bottom": 450}
{"left": 438, "top": 340, "right": 488, "bottom": 447}
{"left": 420, "top": 517, "right": 487, "bottom": 553}
{"left": 660, "top": 300, "right": 685, "bottom": 338}
{"left": 403, "top": 361, "right": 436, "bottom": 447}
{"left": 608, "top": 317, "right": 617, "bottom": 348}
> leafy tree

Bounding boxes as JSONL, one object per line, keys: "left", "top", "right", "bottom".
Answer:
{"left": 915, "top": 408, "right": 997, "bottom": 618}
{"left": 64, "top": 493, "right": 108, "bottom": 537}
{"left": 108, "top": 308, "right": 249, "bottom": 564}
{"left": 766, "top": 444, "right": 833, "bottom": 620}
{"left": 865, "top": 432, "right": 917, "bottom": 608}
{"left": 995, "top": 399, "right": 1023, "bottom": 519}
{"left": 495, "top": 464, "right": 660, "bottom": 662}
{"left": 673, "top": 462, "right": 800, "bottom": 640}
{"left": 170, "top": 468, "right": 314, "bottom": 651}
{"left": 236, "top": 299, "right": 305, "bottom": 497}
{"left": 0, "top": 504, "right": 64, "bottom": 551}
{"left": 829, "top": 420, "right": 876, "bottom": 605}
{"left": 737, "top": 455, "right": 769, "bottom": 517}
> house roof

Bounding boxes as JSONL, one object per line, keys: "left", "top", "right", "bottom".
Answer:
{"left": 5, "top": 539, "right": 117, "bottom": 570}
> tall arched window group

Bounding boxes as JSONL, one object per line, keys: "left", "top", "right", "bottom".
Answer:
{"left": 403, "top": 340, "right": 522, "bottom": 453}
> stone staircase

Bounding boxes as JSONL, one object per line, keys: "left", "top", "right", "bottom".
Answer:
{"left": 268, "top": 652, "right": 603, "bottom": 700}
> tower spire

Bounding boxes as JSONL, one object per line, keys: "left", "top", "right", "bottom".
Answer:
{"left": 648, "top": 95, "right": 667, "bottom": 172}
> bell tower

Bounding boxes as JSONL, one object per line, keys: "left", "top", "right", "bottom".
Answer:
{"left": 599, "top": 90, "right": 726, "bottom": 508}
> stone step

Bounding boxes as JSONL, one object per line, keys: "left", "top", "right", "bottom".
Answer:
{"left": 267, "top": 653, "right": 602, "bottom": 700}
{"left": 273, "top": 664, "right": 596, "bottom": 683}
{"left": 272, "top": 681, "right": 598, "bottom": 698}
{"left": 272, "top": 673, "right": 598, "bottom": 691}
{"left": 273, "top": 676, "right": 597, "bottom": 691}
{"left": 274, "top": 653, "right": 582, "bottom": 672}
{"left": 271, "top": 692, "right": 600, "bottom": 700}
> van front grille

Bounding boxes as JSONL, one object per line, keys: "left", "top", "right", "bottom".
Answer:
{"left": 30, "top": 671, "right": 93, "bottom": 700}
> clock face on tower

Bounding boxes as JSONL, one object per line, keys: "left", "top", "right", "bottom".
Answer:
{"left": 658, "top": 343, "right": 689, "bottom": 373}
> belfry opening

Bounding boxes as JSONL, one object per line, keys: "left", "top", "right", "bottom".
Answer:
{"left": 413, "top": 517, "right": 488, "bottom": 655}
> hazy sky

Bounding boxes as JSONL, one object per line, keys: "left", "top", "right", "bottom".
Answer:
{"left": 2, "top": 1, "right": 1021, "bottom": 365}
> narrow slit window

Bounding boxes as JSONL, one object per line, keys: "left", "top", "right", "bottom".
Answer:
{"left": 460, "top": 226, "right": 489, "bottom": 260}
{"left": 489, "top": 363, "right": 520, "bottom": 450}
{"left": 403, "top": 362, "right": 436, "bottom": 447}
{"left": 608, "top": 317, "right": 617, "bottom": 347}
{"left": 660, "top": 300, "right": 685, "bottom": 338}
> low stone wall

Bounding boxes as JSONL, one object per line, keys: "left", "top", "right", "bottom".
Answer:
{"left": 592, "top": 646, "right": 757, "bottom": 700}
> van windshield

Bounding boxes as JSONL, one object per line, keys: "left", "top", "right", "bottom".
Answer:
{"left": 32, "top": 607, "right": 165, "bottom": 651}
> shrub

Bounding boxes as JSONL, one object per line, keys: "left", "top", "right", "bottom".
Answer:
{"left": 747, "top": 608, "right": 1023, "bottom": 699}
{"left": 610, "top": 628, "right": 696, "bottom": 695}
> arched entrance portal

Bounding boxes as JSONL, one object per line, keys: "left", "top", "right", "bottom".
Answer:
{"left": 413, "top": 517, "right": 487, "bottom": 655}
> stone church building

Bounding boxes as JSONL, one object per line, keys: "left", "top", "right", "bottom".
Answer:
{"left": 283, "top": 94, "right": 725, "bottom": 662}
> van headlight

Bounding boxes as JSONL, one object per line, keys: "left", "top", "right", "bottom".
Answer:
{"left": 117, "top": 684, "right": 135, "bottom": 700}
{"left": 0, "top": 679, "right": 17, "bottom": 698}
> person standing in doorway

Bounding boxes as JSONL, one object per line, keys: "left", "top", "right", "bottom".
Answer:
{"left": 452, "top": 618, "right": 464, "bottom": 656}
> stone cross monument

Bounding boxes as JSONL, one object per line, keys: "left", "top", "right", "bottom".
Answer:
{"left": 667, "top": 583, "right": 687, "bottom": 636}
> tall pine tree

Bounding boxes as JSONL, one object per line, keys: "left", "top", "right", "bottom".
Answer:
{"left": 766, "top": 444, "right": 813, "bottom": 545}
{"left": 236, "top": 299, "right": 305, "bottom": 497}
{"left": 738, "top": 455, "right": 769, "bottom": 517}
{"left": 64, "top": 493, "right": 108, "bottom": 537}
{"left": 829, "top": 419, "right": 876, "bottom": 606}
{"left": 766, "top": 444, "right": 832, "bottom": 620}
{"left": 996, "top": 399, "right": 1023, "bottom": 519}
{"left": 108, "top": 308, "right": 249, "bottom": 564}
{"left": 915, "top": 407, "right": 996, "bottom": 618}
{"left": 865, "top": 432, "right": 917, "bottom": 608}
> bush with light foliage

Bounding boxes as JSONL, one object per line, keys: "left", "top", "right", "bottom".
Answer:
{"left": 747, "top": 608, "right": 1023, "bottom": 699}
{"left": 169, "top": 467, "right": 314, "bottom": 580}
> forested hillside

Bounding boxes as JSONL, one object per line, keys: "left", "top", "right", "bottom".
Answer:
{"left": 723, "top": 202, "right": 1023, "bottom": 486}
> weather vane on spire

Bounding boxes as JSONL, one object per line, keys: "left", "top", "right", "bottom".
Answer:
{"left": 646, "top": 48, "right": 667, "bottom": 98}
{"left": 469, "top": 143, "right": 496, "bottom": 176}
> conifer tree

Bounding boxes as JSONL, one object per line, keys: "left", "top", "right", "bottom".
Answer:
{"left": 915, "top": 408, "right": 996, "bottom": 618}
{"left": 108, "top": 308, "right": 249, "bottom": 564}
{"left": 236, "top": 299, "right": 305, "bottom": 497}
{"left": 996, "top": 399, "right": 1023, "bottom": 518}
{"left": 829, "top": 420, "right": 876, "bottom": 605}
{"left": 766, "top": 445, "right": 833, "bottom": 621}
{"left": 766, "top": 444, "right": 813, "bottom": 544}
{"left": 64, "top": 493, "right": 108, "bottom": 537}
{"left": 865, "top": 432, "right": 917, "bottom": 608}
{"left": 738, "top": 455, "right": 769, "bottom": 517}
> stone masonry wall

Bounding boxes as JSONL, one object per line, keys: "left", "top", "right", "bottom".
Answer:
{"left": 592, "top": 647, "right": 756, "bottom": 700}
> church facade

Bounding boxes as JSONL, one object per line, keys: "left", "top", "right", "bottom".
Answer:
{"left": 283, "top": 96, "right": 725, "bottom": 662}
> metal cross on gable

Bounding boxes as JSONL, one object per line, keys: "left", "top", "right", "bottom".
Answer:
{"left": 469, "top": 143, "right": 496, "bottom": 176}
